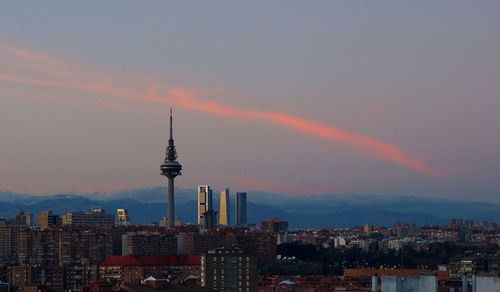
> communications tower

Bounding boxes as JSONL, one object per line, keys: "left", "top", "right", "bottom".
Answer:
{"left": 161, "top": 109, "right": 182, "bottom": 228}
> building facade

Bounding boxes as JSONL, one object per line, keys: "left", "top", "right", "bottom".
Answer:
{"left": 37, "top": 211, "right": 60, "bottom": 229}
{"left": 219, "top": 188, "right": 230, "bottom": 226}
{"left": 61, "top": 208, "right": 115, "bottom": 226}
{"left": 198, "top": 185, "right": 213, "bottom": 225}
{"left": 261, "top": 218, "right": 288, "bottom": 233}
{"left": 236, "top": 192, "right": 247, "bottom": 226}
{"left": 201, "top": 246, "right": 257, "bottom": 292}
{"left": 121, "top": 232, "right": 177, "bottom": 256}
{"left": 116, "top": 209, "right": 131, "bottom": 225}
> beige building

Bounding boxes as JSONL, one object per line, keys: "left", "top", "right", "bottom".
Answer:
{"left": 219, "top": 188, "right": 230, "bottom": 226}
{"left": 37, "top": 211, "right": 60, "bottom": 229}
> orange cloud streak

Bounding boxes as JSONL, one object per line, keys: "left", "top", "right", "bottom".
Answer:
{"left": 0, "top": 41, "right": 454, "bottom": 176}
{"left": 161, "top": 88, "right": 450, "bottom": 176}
{"left": 98, "top": 99, "right": 131, "bottom": 112}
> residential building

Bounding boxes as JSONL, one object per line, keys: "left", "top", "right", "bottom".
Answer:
{"left": 37, "top": 211, "right": 60, "bottom": 229}
{"left": 201, "top": 246, "right": 257, "bottom": 292}
{"left": 261, "top": 218, "right": 288, "bottom": 233}
{"left": 121, "top": 232, "right": 177, "bottom": 256}
{"left": 61, "top": 208, "right": 114, "bottom": 226}
{"left": 99, "top": 255, "right": 200, "bottom": 285}
{"left": 117, "top": 209, "right": 131, "bottom": 225}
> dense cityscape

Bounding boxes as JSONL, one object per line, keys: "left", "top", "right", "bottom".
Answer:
{"left": 2, "top": 2, "right": 500, "bottom": 292}
{"left": 1, "top": 205, "right": 500, "bottom": 291}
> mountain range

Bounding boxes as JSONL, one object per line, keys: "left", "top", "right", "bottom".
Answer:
{"left": 0, "top": 188, "right": 498, "bottom": 228}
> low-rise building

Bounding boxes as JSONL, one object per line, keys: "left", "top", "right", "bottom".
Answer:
{"left": 99, "top": 255, "right": 201, "bottom": 285}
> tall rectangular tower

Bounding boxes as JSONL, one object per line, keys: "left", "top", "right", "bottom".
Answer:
{"left": 219, "top": 188, "right": 230, "bottom": 226}
{"left": 235, "top": 192, "right": 247, "bottom": 226}
{"left": 198, "top": 185, "right": 213, "bottom": 225}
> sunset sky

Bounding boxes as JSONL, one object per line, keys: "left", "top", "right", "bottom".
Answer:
{"left": 1, "top": 1, "right": 499, "bottom": 200}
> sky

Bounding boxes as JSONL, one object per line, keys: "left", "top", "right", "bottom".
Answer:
{"left": 0, "top": 1, "right": 499, "bottom": 201}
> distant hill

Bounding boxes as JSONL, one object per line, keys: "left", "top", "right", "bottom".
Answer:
{"left": 0, "top": 188, "right": 498, "bottom": 228}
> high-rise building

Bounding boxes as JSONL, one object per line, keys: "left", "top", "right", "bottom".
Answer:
{"left": 202, "top": 209, "right": 218, "bottom": 230}
{"left": 260, "top": 218, "right": 288, "bottom": 232}
{"left": 14, "top": 209, "right": 28, "bottom": 226}
{"left": 15, "top": 209, "right": 33, "bottom": 226}
{"left": 116, "top": 209, "right": 131, "bottom": 225}
{"left": 161, "top": 109, "right": 183, "bottom": 228}
{"left": 0, "top": 219, "right": 16, "bottom": 265}
{"left": 198, "top": 185, "right": 213, "bottom": 225}
{"left": 235, "top": 192, "right": 247, "bottom": 226}
{"left": 61, "top": 208, "right": 115, "bottom": 226}
{"left": 219, "top": 188, "right": 230, "bottom": 226}
{"left": 201, "top": 245, "right": 257, "bottom": 291}
{"left": 37, "top": 211, "right": 60, "bottom": 229}
{"left": 59, "top": 229, "right": 112, "bottom": 265}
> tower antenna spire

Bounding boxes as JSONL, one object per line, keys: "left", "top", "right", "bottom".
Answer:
{"left": 169, "top": 108, "right": 173, "bottom": 140}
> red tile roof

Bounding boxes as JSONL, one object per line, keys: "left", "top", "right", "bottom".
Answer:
{"left": 101, "top": 255, "right": 201, "bottom": 267}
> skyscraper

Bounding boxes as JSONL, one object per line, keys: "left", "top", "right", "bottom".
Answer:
{"left": 161, "top": 109, "right": 182, "bottom": 228}
{"left": 219, "top": 188, "right": 230, "bottom": 226}
{"left": 235, "top": 192, "right": 247, "bottom": 226}
{"left": 37, "top": 211, "right": 60, "bottom": 229}
{"left": 116, "top": 209, "right": 131, "bottom": 225}
{"left": 197, "top": 185, "right": 213, "bottom": 225}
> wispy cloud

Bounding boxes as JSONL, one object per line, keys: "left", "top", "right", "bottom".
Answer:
{"left": 98, "top": 99, "right": 131, "bottom": 112}
{"left": 0, "top": 41, "right": 456, "bottom": 176}
{"left": 0, "top": 42, "right": 62, "bottom": 65}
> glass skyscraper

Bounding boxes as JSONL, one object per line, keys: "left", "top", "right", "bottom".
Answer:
{"left": 235, "top": 192, "right": 247, "bottom": 226}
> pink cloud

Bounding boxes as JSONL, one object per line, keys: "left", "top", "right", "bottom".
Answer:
{"left": 0, "top": 42, "right": 63, "bottom": 65}
{"left": 0, "top": 41, "right": 457, "bottom": 176}
{"left": 165, "top": 88, "right": 457, "bottom": 176}
{"left": 98, "top": 99, "right": 131, "bottom": 112}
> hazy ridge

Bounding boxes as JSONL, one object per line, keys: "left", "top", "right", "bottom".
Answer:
{"left": 0, "top": 188, "right": 498, "bottom": 228}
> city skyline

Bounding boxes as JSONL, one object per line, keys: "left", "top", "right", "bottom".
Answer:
{"left": 2, "top": 2, "right": 500, "bottom": 291}
{"left": 1, "top": 1, "right": 500, "bottom": 202}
